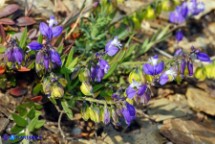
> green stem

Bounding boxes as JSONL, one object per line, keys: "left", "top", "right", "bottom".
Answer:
{"left": 75, "top": 97, "right": 116, "bottom": 105}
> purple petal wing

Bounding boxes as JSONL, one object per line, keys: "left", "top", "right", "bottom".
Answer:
{"left": 196, "top": 52, "right": 211, "bottom": 62}
{"left": 99, "top": 59, "right": 109, "bottom": 73}
{"left": 187, "top": 61, "right": 193, "bottom": 76}
{"left": 104, "top": 108, "right": 110, "bottom": 125}
{"left": 13, "top": 47, "right": 24, "bottom": 65}
{"left": 143, "top": 63, "right": 154, "bottom": 75}
{"left": 154, "top": 62, "right": 164, "bottom": 75}
{"left": 105, "top": 41, "right": 119, "bottom": 56}
{"left": 159, "top": 73, "right": 169, "bottom": 85}
{"left": 39, "top": 22, "right": 53, "bottom": 40}
{"left": 180, "top": 59, "right": 186, "bottom": 75}
{"left": 175, "top": 30, "right": 183, "bottom": 42}
{"left": 126, "top": 86, "right": 136, "bottom": 99}
{"left": 27, "top": 41, "right": 43, "bottom": 50}
{"left": 5, "top": 49, "right": 15, "bottom": 62}
{"left": 43, "top": 55, "right": 50, "bottom": 70}
{"left": 51, "top": 26, "right": 63, "bottom": 37}
{"left": 122, "top": 108, "right": 132, "bottom": 125}
{"left": 49, "top": 49, "right": 62, "bottom": 66}
{"left": 126, "top": 102, "right": 136, "bottom": 117}
{"left": 137, "top": 85, "right": 147, "bottom": 96}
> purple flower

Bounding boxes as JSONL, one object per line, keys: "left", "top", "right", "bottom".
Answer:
{"left": 105, "top": 37, "right": 122, "bottom": 56}
{"left": 39, "top": 17, "right": 63, "bottom": 41}
{"left": 126, "top": 81, "right": 150, "bottom": 104}
{"left": 159, "top": 68, "right": 177, "bottom": 85}
{"left": 169, "top": 0, "right": 205, "bottom": 24}
{"left": 91, "top": 66, "right": 104, "bottom": 82}
{"left": 49, "top": 49, "right": 62, "bottom": 66}
{"left": 34, "top": 48, "right": 62, "bottom": 71}
{"left": 180, "top": 59, "right": 186, "bottom": 75}
{"left": 126, "top": 81, "right": 147, "bottom": 99}
{"left": 122, "top": 102, "right": 136, "bottom": 125}
{"left": 104, "top": 107, "right": 110, "bottom": 124}
{"left": 187, "top": 61, "right": 193, "bottom": 76}
{"left": 91, "top": 58, "right": 109, "bottom": 82}
{"left": 27, "top": 41, "right": 43, "bottom": 50}
{"left": 191, "top": 46, "right": 211, "bottom": 62}
{"left": 143, "top": 55, "right": 164, "bottom": 76}
{"left": 98, "top": 59, "right": 110, "bottom": 73}
{"left": 196, "top": 52, "right": 211, "bottom": 62}
{"left": 4, "top": 40, "right": 24, "bottom": 65}
{"left": 174, "top": 48, "right": 183, "bottom": 57}
{"left": 169, "top": 5, "right": 188, "bottom": 24}
{"left": 186, "top": 0, "right": 205, "bottom": 16}
{"left": 175, "top": 30, "right": 184, "bottom": 42}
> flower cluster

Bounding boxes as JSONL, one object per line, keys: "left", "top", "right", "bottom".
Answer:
{"left": 27, "top": 16, "right": 63, "bottom": 72}
{"left": 4, "top": 39, "right": 24, "bottom": 66}
{"left": 113, "top": 47, "right": 211, "bottom": 125}
{"left": 91, "top": 58, "right": 110, "bottom": 82}
{"left": 169, "top": 0, "right": 204, "bottom": 24}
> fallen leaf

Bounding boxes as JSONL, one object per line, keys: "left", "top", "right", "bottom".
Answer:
{"left": 0, "top": 66, "right": 5, "bottom": 74}
{"left": 0, "top": 24, "right": 6, "bottom": 41}
{"left": 17, "top": 66, "right": 31, "bottom": 72}
{"left": 30, "top": 96, "right": 43, "bottom": 102}
{"left": 0, "top": 4, "right": 19, "bottom": 18}
{"left": 16, "top": 16, "right": 36, "bottom": 26}
{"left": 0, "top": 18, "right": 15, "bottom": 25}
{"left": 9, "top": 87, "right": 27, "bottom": 97}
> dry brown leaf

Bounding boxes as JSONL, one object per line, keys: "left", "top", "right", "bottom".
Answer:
{"left": 16, "top": 16, "right": 36, "bottom": 26}
{"left": 0, "top": 4, "right": 19, "bottom": 18}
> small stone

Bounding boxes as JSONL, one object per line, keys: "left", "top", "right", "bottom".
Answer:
{"left": 160, "top": 119, "right": 215, "bottom": 144}
{"left": 186, "top": 87, "right": 215, "bottom": 116}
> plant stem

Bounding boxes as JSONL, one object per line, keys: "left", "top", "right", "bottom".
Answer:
{"left": 75, "top": 97, "right": 115, "bottom": 105}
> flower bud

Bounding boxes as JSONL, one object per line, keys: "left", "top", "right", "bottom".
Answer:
{"left": 50, "top": 85, "right": 64, "bottom": 98}
{"left": 81, "top": 104, "right": 90, "bottom": 121}
{"left": 144, "top": 6, "right": 155, "bottom": 20}
{"left": 128, "top": 69, "right": 145, "bottom": 84}
{"left": 80, "top": 82, "right": 93, "bottom": 96}
{"left": 78, "top": 69, "right": 90, "bottom": 82}
{"left": 160, "top": 0, "right": 174, "bottom": 11}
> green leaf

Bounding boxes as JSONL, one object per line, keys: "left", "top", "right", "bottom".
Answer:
{"left": 19, "top": 27, "right": 28, "bottom": 48}
{"left": 65, "top": 48, "right": 74, "bottom": 67}
{"left": 35, "top": 120, "right": 46, "bottom": 129}
{"left": 32, "top": 83, "right": 42, "bottom": 95}
{"left": 16, "top": 105, "right": 27, "bottom": 117}
{"left": 27, "top": 117, "right": 37, "bottom": 132}
{"left": 12, "top": 113, "right": 28, "bottom": 127}
{"left": 0, "top": 45, "right": 6, "bottom": 53}
{"left": 57, "top": 45, "right": 64, "bottom": 54}
{"left": 61, "top": 99, "right": 73, "bottom": 120}
{"left": 66, "top": 57, "right": 79, "bottom": 70}
{"left": 27, "top": 107, "right": 36, "bottom": 119}
{"left": 27, "top": 115, "right": 45, "bottom": 132}
{"left": 11, "top": 124, "right": 24, "bottom": 134}
{"left": 37, "top": 34, "right": 43, "bottom": 43}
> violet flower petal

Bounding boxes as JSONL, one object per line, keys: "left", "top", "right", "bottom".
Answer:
{"left": 154, "top": 62, "right": 164, "bottom": 75}
{"left": 137, "top": 85, "right": 147, "bottom": 96}
{"left": 187, "top": 61, "right": 193, "bottom": 76}
{"left": 49, "top": 49, "right": 62, "bottom": 66}
{"left": 27, "top": 41, "right": 43, "bottom": 50}
{"left": 39, "top": 22, "right": 53, "bottom": 40}
{"left": 143, "top": 63, "right": 154, "bottom": 75}
{"left": 126, "top": 86, "right": 136, "bottom": 99}
{"left": 159, "top": 73, "right": 169, "bottom": 85}
{"left": 196, "top": 52, "right": 211, "bottom": 62}
{"left": 51, "top": 26, "right": 63, "bottom": 38}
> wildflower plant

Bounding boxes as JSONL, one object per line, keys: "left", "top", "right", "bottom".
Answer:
{"left": 0, "top": 0, "right": 212, "bottom": 142}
